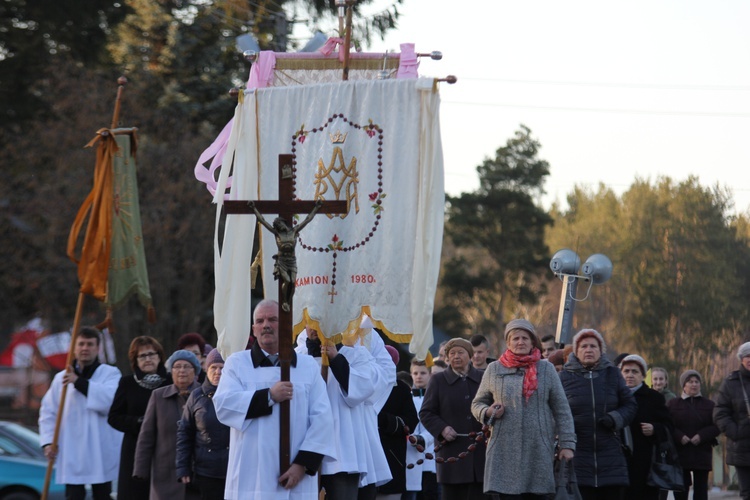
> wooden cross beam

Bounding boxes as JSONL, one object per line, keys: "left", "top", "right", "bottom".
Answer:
{"left": 224, "top": 153, "right": 346, "bottom": 473}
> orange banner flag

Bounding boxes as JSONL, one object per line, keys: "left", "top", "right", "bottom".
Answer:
{"left": 66, "top": 129, "right": 118, "bottom": 301}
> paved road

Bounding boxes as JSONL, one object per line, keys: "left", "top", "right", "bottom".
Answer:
{"left": 705, "top": 489, "right": 740, "bottom": 499}
{"left": 662, "top": 489, "right": 740, "bottom": 499}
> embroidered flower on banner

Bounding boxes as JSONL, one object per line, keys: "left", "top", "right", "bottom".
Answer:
{"left": 295, "top": 124, "right": 308, "bottom": 144}
{"left": 370, "top": 192, "right": 386, "bottom": 214}
{"left": 327, "top": 234, "right": 344, "bottom": 252}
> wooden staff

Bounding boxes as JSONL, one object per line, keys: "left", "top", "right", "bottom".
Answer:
{"left": 342, "top": 1, "right": 354, "bottom": 81}
{"left": 41, "top": 292, "right": 85, "bottom": 500}
{"left": 110, "top": 76, "right": 127, "bottom": 129}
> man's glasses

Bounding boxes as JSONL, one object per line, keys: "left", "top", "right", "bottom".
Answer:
{"left": 136, "top": 352, "right": 159, "bottom": 360}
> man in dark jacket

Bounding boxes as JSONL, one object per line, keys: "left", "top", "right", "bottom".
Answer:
{"left": 714, "top": 342, "right": 750, "bottom": 500}
{"left": 419, "top": 338, "right": 488, "bottom": 499}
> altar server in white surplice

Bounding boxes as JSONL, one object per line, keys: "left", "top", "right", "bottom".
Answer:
{"left": 357, "top": 318, "right": 397, "bottom": 498}
{"left": 296, "top": 325, "right": 385, "bottom": 499}
{"left": 405, "top": 359, "right": 438, "bottom": 499}
{"left": 214, "top": 299, "right": 335, "bottom": 500}
{"left": 39, "top": 326, "right": 123, "bottom": 500}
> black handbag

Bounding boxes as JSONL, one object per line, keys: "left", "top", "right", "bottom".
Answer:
{"left": 554, "top": 457, "right": 583, "bottom": 500}
{"left": 646, "top": 436, "right": 685, "bottom": 491}
{"left": 619, "top": 426, "right": 634, "bottom": 457}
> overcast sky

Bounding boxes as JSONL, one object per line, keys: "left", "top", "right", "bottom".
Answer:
{"left": 335, "top": 0, "right": 750, "bottom": 214}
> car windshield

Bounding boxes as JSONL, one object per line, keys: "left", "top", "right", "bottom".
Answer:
{"left": 0, "top": 422, "right": 43, "bottom": 458}
{"left": 1, "top": 422, "right": 41, "bottom": 449}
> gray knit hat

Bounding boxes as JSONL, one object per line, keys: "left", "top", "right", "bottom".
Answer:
{"left": 166, "top": 349, "right": 202, "bottom": 374}
{"left": 619, "top": 354, "right": 648, "bottom": 376}
{"left": 679, "top": 369, "right": 701, "bottom": 388}
{"left": 572, "top": 329, "right": 607, "bottom": 355}
{"left": 504, "top": 319, "right": 541, "bottom": 350}
{"left": 205, "top": 348, "right": 224, "bottom": 370}
{"left": 738, "top": 342, "right": 750, "bottom": 360}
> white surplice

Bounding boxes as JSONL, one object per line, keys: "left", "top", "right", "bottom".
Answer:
{"left": 405, "top": 389, "right": 436, "bottom": 492}
{"left": 213, "top": 349, "right": 335, "bottom": 499}
{"left": 358, "top": 328, "right": 396, "bottom": 488}
{"left": 39, "top": 363, "right": 123, "bottom": 484}
{"left": 320, "top": 344, "right": 378, "bottom": 480}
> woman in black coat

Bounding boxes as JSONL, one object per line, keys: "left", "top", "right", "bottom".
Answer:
{"left": 420, "top": 338, "right": 488, "bottom": 500}
{"left": 559, "top": 329, "right": 637, "bottom": 500}
{"left": 714, "top": 342, "right": 750, "bottom": 500}
{"left": 619, "top": 354, "right": 674, "bottom": 500}
{"left": 176, "top": 348, "right": 230, "bottom": 500}
{"left": 667, "top": 370, "right": 719, "bottom": 500}
{"left": 107, "top": 336, "right": 170, "bottom": 500}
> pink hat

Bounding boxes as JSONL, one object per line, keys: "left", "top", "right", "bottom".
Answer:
{"left": 385, "top": 345, "right": 400, "bottom": 365}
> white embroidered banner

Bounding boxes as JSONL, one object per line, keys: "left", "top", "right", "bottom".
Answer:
{"left": 213, "top": 78, "right": 444, "bottom": 360}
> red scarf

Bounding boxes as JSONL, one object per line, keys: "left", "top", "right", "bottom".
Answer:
{"left": 499, "top": 348, "right": 541, "bottom": 401}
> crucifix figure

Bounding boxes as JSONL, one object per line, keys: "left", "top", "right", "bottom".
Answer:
{"left": 247, "top": 200, "right": 322, "bottom": 312}
{"left": 223, "top": 153, "right": 346, "bottom": 473}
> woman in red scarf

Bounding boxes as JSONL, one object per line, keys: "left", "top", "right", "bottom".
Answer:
{"left": 472, "top": 319, "right": 576, "bottom": 499}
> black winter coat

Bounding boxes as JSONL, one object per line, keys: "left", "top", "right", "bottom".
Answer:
{"left": 668, "top": 395, "right": 719, "bottom": 470}
{"left": 559, "top": 356, "right": 637, "bottom": 488}
{"left": 714, "top": 367, "right": 750, "bottom": 466}
{"left": 420, "top": 366, "right": 487, "bottom": 485}
{"left": 108, "top": 370, "right": 170, "bottom": 500}
{"left": 176, "top": 380, "right": 231, "bottom": 479}
{"left": 377, "top": 379, "right": 419, "bottom": 495}
{"left": 626, "top": 384, "right": 673, "bottom": 500}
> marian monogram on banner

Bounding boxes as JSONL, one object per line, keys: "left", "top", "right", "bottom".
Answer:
{"left": 293, "top": 114, "right": 386, "bottom": 303}
{"left": 314, "top": 130, "right": 360, "bottom": 218}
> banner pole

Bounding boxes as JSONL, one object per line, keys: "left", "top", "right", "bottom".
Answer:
{"left": 110, "top": 77, "right": 127, "bottom": 129}
{"left": 41, "top": 291, "right": 85, "bottom": 500}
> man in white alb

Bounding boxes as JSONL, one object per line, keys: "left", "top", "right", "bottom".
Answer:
{"left": 214, "top": 299, "right": 335, "bottom": 499}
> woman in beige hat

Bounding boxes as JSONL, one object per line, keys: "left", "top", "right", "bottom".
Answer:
{"left": 472, "top": 319, "right": 576, "bottom": 499}
{"left": 420, "top": 337, "right": 488, "bottom": 499}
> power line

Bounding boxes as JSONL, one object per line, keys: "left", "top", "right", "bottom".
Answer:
{"left": 458, "top": 77, "right": 750, "bottom": 92}
{"left": 441, "top": 100, "right": 750, "bottom": 118}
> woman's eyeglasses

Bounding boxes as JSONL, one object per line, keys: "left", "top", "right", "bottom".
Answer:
{"left": 136, "top": 352, "right": 158, "bottom": 360}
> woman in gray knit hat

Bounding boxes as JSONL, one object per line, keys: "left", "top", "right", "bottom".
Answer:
{"left": 472, "top": 319, "right": 576, "bottom": 498}
{"left": 667, "top": 370, "right": 719, "bottom": 500}
{"left": 619, "top": 354, "right": 674, "bottom": 500}
{"left": 134, "top": 350, "right": 202, "bottom": 500}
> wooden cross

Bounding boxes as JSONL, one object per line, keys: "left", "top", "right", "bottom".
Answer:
{"left": 224, "top": 153, "right": 347, "bottom": 474}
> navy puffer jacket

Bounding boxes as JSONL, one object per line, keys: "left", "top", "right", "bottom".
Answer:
{"left": 559, "top": 355, "right": 637, "bottom": 488}
{"left": 176, "top": 380, "right": 230, "bottom": 479}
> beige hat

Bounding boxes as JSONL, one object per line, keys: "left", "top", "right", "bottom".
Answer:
{"left": 504, "top": 319, "right": 541, "bottom": 351}
{"left": 444, "top": 338, "right": 473, "bottom": 358}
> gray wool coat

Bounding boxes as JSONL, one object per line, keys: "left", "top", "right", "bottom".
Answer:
{"left": 471, "top": 358, "right": 576, "bottom": 496}
{"left": 133, "top": 382, "right": 201, "bottom": 500}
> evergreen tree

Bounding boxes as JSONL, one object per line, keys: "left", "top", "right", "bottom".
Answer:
{"left": 438, "top": 125, "right": 553, "bottom": 336}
